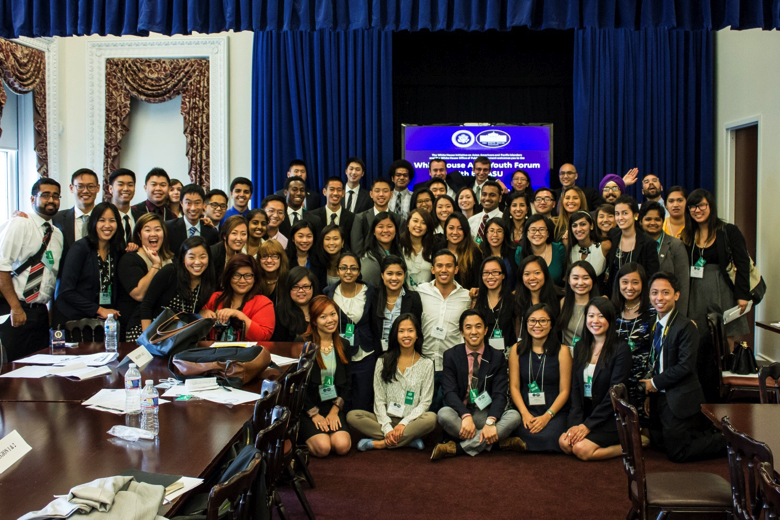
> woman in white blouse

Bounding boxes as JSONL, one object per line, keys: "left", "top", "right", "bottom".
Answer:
{"left": 347, "top": 313, "right": 436, "bottom": 450}
{"left": 398, "top": 208, "right": 435, "bottom": 290}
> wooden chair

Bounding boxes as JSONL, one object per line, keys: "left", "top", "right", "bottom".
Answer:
{"left": 64, "top": 318, "right": 104, "bottom": 343}
{"left": 722, "top": 416, "right": 774, "bottom": 519}
{"left": 707, "top": 311, "right": 760, "bottom": 401}
{"left": 205, "top": 449, "right": 263, "bottom": 520}
{"left": 610, "top": 384, "right": 732, "bottom": 519}
{"left": 298, "top": 342, "right": 319, "bottom": 372}
{"left": 255, "top": 406, "right": 291, "bottom": 520}
{"left": 295, "top": 343, "right": 319, "bottom": 487}
{"left": 758, "top": 363, "right": 780, "bottom": 404}
{"left": 252, "top": 380, "right": 281, "bottom": 434}
{"left": 758, "top": 462, "right": 780, "bottom": 519}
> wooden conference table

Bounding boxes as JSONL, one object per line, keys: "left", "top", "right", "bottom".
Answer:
{"left": 701, "top": 403, "right": 780, "bottom": 470}
{"left": 0, "top": 341, "right": 303, "bottom": 519}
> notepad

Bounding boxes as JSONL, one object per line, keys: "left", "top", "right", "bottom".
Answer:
{"left": 270, "top": 354, "right": 298, "bottom": 366}
{"left": 0, "top": 365, "right": 52, "bottom": 378}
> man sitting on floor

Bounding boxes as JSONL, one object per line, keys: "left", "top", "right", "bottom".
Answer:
{"left": 432, "top": 309, "right": 525, "bottom": 459}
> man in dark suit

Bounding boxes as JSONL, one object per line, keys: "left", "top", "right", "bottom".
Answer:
{"left": 52, "top": 168, "right": 102, "bottom": 253}
{"left": 350, "top": 178, "right": 395, "bottom": 255}
{"left": 130, "top": 167, "right": 175, "bottom": 221}
{"left": 413, "top": 158, "right": 466, "bottom": 197}
{"left": 640, "top": 272, "right": 726, "bottom": 463}
{"left": 107, "top": 168, "right": 144, "bottom": 246}
{"left": 342, "top": 157, "right": 373, "bottom": 214}
{"left": 309, "top": 176, "right": 355, "bottom": 251}
{"left": 166, "top": 184, "right": 220, "bottom": 256}
{"left": 552, "top": 163, "right": 602, "bottom": 210}
{"left": 278, "top": 176, "right": 323, "bottom": 238}
{"left": 431, "top": 309, "right": 525, "bottom": 459}
{"left": 273, "top": 159, "right": 321, "bottom": 210}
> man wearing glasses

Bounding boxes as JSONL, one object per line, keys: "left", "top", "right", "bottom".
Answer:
{"left": 553, "top": 163, "right": 601, "bottom": 210}
{"left": 532, "top": 188, "right": 557, "bottom": 219}
{"left": 388, "top": 159, "right": 415, "bottom": 222}
{"left": 204, "top": 189, "right": 229, "bottom": 229}
{"left": 166, "top": 184, "right": 220, "bottom": 255}
{"left": 52, "top": 168, "right": 101, "bottom": 251}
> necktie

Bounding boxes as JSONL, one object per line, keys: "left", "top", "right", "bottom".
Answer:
{"left": 330, "top": 213, "right": 337, "bottom": 225}
{"left": 80, "top": 214, "right": 89, "bottom": 239}
{"left": 293, "top": 212, "right": 300, "bottom": 224}
{"left": 123, "top": 215, "right": 131, "bottom": 245}
{"left": 23, "top": 223, "right": 53, "bottom": 303}
{"left": 189, "top": 226, "right": 197, "bottom": 237}
{"left": 470, "top": 352, "right": 481, "bottom": 388}
{"left": 475, "top": 184, "right": 482, "bottom": 204}
{"left": 477, "top": 213, "right": 489, "bottom": 242}
{"left": 653, "top": 324, "right": 664, "bottom": 372}
{"left": 394, "top": 192, "right": 403, "bottom": 216}
{"left": 347, "top": 190, "right": 354, "bottom": 212}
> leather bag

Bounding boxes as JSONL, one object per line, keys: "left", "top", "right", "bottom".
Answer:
{"left": 724, "top": 231, "right": 766, "bottom": 304}
{"left": 136, "top": 308, "right": 215, "bottom": 357}
{"left": 730, "top": 341, "right": 758, "bottom": 375}
{"left": 170, "top": 346, "right": 271, "bottom": 388}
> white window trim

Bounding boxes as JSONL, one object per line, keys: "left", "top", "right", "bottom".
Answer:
{"left": 85, "top": 36, "right": 228, "bottom": 190}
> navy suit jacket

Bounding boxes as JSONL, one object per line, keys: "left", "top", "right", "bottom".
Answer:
{"left": 442, "top": 343, "right": 508, "bottom": 420}
{"left": 52, "top": 207, "right": 77, "bottom": 253}
{"left": 131, "top": 201, "right": 175, "bottom": 222}
{"left": 166, "top": 217, "right": 220, "bottom": 257}
{"left": 274, "top": 189, "right": 322, "bottom": 211}
{"left": 342, "top": 187, "right": 373, "bottom": 214}
{"left": 278, "top": 210, "right": 323, "bottom": 240}
{"left": 308, "top": 206, "right": 355, "bottom": 251}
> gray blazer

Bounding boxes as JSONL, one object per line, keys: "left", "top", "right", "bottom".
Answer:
{"left": 658, "top": 233, "right": 690, "bottom": 316}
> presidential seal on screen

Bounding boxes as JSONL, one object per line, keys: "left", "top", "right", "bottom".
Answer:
{"left": 451, "top": 129, "right": 475, "bottom": 148}
{"left": 477, "top": 129, "right": 511, "bottom": 148}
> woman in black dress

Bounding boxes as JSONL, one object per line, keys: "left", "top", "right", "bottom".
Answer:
{"left": 473, "top": 256, "right": 515, "bottom": 354}
{"left": 560, "top": 297, "right": 631, "bottom": 461}
{"left": 509, "top": 303, "right": 572, "bottom": 452}
{"left": 270, "top": 266, "right": 319, "bottom": 342}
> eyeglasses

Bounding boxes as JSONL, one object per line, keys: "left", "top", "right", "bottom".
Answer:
{"left": 559, "top": 171, "right": 577, "bottom": 177}
{"left": 260, "top": 254, "right": 280, "bottom": 261}
{"left": 207, "top": 203, "right": 228, "bottom": 210}
{"left": 534, "top": 197, "right": 554, "bottom": 204}
{"left": 338, "top": 266, "right": 360, "bottom": 273}
{"left": 292, "top": 284, "right": 313, "bottom": 292}
{"left": 482, "top": 270, "right": 503, "bottom": 278}
{"left": 73, "top": 184, "right": 99, "bottom": 192}
{"left": 528, "top": 227, "right": 548, "bottom": 236}
{"left": 603, "top": 186, "right": 621, "bottom": 193}
{"left": 528, "top": 318, "right": 551, "bottom": 326}
{"left": 393, "top": 172, "right": 409, "bottom": 178}
{"left": 688, "top": 202, "right": 709, "bottom": 213}
{"left": 486, "top": 228, "right": 504, "bottom": 235}
{"left": 37, "top": 192, "right": 61, "bottom": 201}
{"left": 231, "top": 273, "right": 255, "bottom": 281}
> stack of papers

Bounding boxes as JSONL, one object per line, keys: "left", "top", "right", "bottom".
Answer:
{"left": 162, "top": 384, "right": 262, "bottom": 406}
{"left": 164, "top": 477, "right": 204, "bottom": 504}
{"left": 270, "top": 354, "right": 298, "bottom": 366}
{"left": 83, "top": 389, "right": 170, "bottom": 414}
{"left": 0, "top": 362, "right": 111, "bottom": 380}
{"left": 16, "top": 352, "right": 118, "bottom": 366}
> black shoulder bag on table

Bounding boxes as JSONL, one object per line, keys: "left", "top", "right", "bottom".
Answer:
{"left": 136, "top": 308, "right": 214, "bottom": 357}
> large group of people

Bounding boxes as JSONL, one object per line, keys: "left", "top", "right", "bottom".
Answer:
{"left": 1, "top": 156, "right": 753, "bottom": 464}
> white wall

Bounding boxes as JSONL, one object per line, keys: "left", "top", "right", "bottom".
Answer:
{"left": 53, "top": 31, "right": 254, "bottom": 208}
{"left": 715, "top": 29, "right": 780, "bottom": 361}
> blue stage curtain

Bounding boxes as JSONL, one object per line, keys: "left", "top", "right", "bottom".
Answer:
{"left": 251, "top": 28, "right": 393, "bottom": 204}
{"left": 572, "top": 28, "right": 714, "bottom": 194}
{"left": 2, "top": 0, "right": 780, "bottom": 38}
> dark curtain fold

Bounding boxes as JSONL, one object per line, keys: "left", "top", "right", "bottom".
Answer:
{"left": 251, "top": 29, "right": 393, "bottom": 204}
{"left": 0, "top": 38, "right": 48, "bottom": 176}
{"left": 572, "top": 28, "right": 714, "bottom": 195}
{"left": 104, "top": 58, "right": 210, "bottom": 200}
{"left": 2, "top": 0, "right": 780, "bottom": 37}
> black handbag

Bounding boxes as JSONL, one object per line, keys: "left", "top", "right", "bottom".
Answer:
{"left": 137, "top": 308, "right": 214, "bottom": 357}
{"left": 730, "top": 341, "right": 758, "bottom": 375}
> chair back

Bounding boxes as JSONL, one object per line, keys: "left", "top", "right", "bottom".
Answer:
{"left": 206, "top": 450, "right": 262, "bottom": 520}
{"left": 65, "top": 318, "right": 105, "bottom": 342}
{"left": 707, "top": 310, "right": 729, "bottom": 399}
{"left": 252, "top": 380, "right": 281, "bottom": 433}
{"left": 255, "top": 406, "right": 290, "bottom": 487}
{"left": 722, "top": 416, "right": 775, "bottom": 519}
{"left": 610, "top": 384, "right": 648, "bottom": 518}
{"left": 299, "top": 342, "right": 319, "bottom": 372}
{"left": 758, "top": 363, "right": 780, "bottom": 404}
{"left": 759, "top": 462, "right": 780, "bottom": 519}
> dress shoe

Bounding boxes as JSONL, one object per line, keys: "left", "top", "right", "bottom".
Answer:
{"left": 430, "top": 441, "right": 457, "bottom": 461}
{"left": 499, "top": 437, "right": 527, "bottom": 453}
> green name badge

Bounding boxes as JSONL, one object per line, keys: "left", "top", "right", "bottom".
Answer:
{"left": 628, "top": 339, "right": 636, "bottom": 351}
{"left": 44, "top": 250, "right": 55, "bottom": 265}
{"left": 492, "top": 328, "right": 502, "bottom": 339}
{"left": 528, "top": 381, "right": 541, "bottom": 393}
{"left": 469, "top": 388, "right": 479, "bottom": 403}
{"left": 323, "top": 375, "right": 334, "bottom": 386}
{"left": 344, "top": 323, "right": 355, "bottom": 337}
{"left": 695, "top": 257, "right": 706, "bottom": 268}
{"left": 404, "top": 390, "right": 415, "bottom": 406}
{"left": 572, "top": 336, "right": 581, "bottom": 349}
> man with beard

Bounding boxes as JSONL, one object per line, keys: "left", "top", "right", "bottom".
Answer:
{"left": 598, "top": 174, "right": 626, "bottom": 205}
{"left": 640, "top": 174, "right": 669, "bottom": 217}
{"left": 0, "top": 178, "right": 64, "bottom": 361}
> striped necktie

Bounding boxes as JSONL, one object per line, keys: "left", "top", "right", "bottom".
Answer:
{"left": 23, "top": 223, "right": 53, "bottom": 303}
{"left": 189, "top": 226, "right": 197, "bottom": 237}
{"left": 477, "top": 213, "right": 489, "bottom": 242}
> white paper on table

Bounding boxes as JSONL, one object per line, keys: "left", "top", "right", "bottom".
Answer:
{"left": 194, "top": 387, "right": 262, "bottom": 406}
{"left": 270, "top": 354, "right": 298, "bottom": 366}
{"left": 184, "top": 377, "right": 220, "bottom": 393}
{"left": 76, "top": 352, "right": 119, "bottom": 366}
{"left": 82, "top": 389, "right": 127, "bottom": 412}
{"left": 0, "top": 365, "right": 52, "bottom": 378}
{"left": 47, "top": 362, "right": 111, "bottom": 380}
{"left": 163, "top": 477, "right": 204, "bottom": 504}
{"left": 15, "top": 354, "right": 80, "bottom": 365}
{"left": 162, "top": 385, "right": 189, "bottom": 398}
{"left": 0, "top": 430, "right": 32, "bottom": 475}
{"left": 724, "top": 300, "right": 753, "bottom": 324}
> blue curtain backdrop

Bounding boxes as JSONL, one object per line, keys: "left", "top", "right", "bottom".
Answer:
{"left": 251, "top": 29, "right": 393, "bottom": 203}
{"left": 2, "top": 0, "right": 780, "bottom": 37}
{"left": 573, "top": 28, "right": 714, "bottom": 195}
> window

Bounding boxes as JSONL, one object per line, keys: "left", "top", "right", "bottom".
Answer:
{"left": 0, "top": 83, "right": 36, "bottom": 221}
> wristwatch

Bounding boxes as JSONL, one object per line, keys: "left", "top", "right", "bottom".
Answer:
{"left": 485, "top": 418, "right": 496, "bottom": 427}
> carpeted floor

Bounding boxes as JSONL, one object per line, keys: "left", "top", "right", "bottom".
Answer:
{"left": 278, "top": 442, "right": 731, "bottom": 519}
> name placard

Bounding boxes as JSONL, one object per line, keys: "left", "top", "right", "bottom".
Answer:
{"left": 0, "top": 430, "right": 32, "bottom": 475}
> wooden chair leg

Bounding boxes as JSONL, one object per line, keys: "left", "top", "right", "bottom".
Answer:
{"left": 625, "top": 506, "right": 637, "bottom": 520}
{"left": 294, "top": 449, "right": 316, "bottom": 488}
{"left": 291, "top": 476, "right": 316, "bottom": 520}
{"left": 274, "top": 490, "right": 289, "bottom": 520}
{"left": 655, "top": 511, "right": 669, "bottom": 520}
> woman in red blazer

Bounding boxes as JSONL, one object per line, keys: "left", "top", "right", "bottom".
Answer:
{"left": 202, "top": 253, "right": 275, "bottom": 341}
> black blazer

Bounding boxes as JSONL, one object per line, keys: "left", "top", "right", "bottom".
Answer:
{"left": 683, "top": 223, "right": 752, "bottom": 302}
{"left": 54, "top": 238, "right": 119, "bottom": 323}
{"left": 350, "top": 209, "right": 401, "bottom": 256}
{"left": 370, "top": 289, "right": 423, "bottom": 345}
{"left": 166, "top": 217, "right": 220, "bottom": 256}
{"left": 308, "top": 206, "right": 356, "bottom": 251}
{"left": 274, "top": 189, "right": 322, "bottom": 211}
{"left": 413, "top": 171, "right": 472, "bottom": 195}
{"left": 322, "top": 282, "right": 377, "bottom": 358}
{"left": 603, "top": 227, "right": 660, "bottom": 295}
{"left": 278, "top": 210, "right": 323, "bottom": 240}
{"left": 210, "top": 243, "right": 228, "bottom": 279}
{"left": 131, "top": 201, "right": 175, "bottom": 222}
{"left": 302, "top": 346, "right": 351, "bottom": 413}
{"left": 651, "top": 310, "right": 705, "bottom": 419}
{"left": 342, "top": 186, "right": 373, "bottom": 214}
{"left": 441, "top": 343, "right": 509, "bottom": 420}
{"left": 52, "top": 207, "right": 77, "bottom": 254}
{"left": 568, "top": 340, "right": 632, "bottom": 431}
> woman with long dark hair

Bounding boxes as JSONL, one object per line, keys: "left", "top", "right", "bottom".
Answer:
{"left": 347, "top": 313, "right": 436, "bottom": 451}
{"left": 554, "top": 186, "right": 588, "bottom": 244}
{"left": 285, "top": 219, "right": 317, "bottom": 269}
{"left": 410, "top": 188, "right": 434, "bottom": 215}
{"left": 595, "top": 204, "right": 616, "bottom": 240}
{"left": 559, "top": 298, "right": 631, "bottom": 461}
{"left": 682, "top": 188, "right": 752, "bottom": 343}
{"left": 201, "top": 254, "right": 274, "bottom": 341}
{"left": 557, "top": 261, "right": 600, "bottom": 355}
{"left": 473, "top": 256, "right": 516, "bottom": 354}
{"left": 479, "top": 217, "right": 517, "bottom": 288}
{"left": 513, "top": 255, "right": 560, "bottom": 337}
{"left": 398, "top": 208, "right": 435, "bottom": 289}
{"left": 440, "top": 212, "right": 482, "bottom": 289}
{"left": 360, "top": 212, "right": 402, "bottom": 288}
{"left": 210, "top": 215, "right": 248, "bottom": 276}
{"left": 371, "top": 256, "right": 422, "bottom": 353}
{"left": 245, "top": 208, "right": 267, "bottom": 257}
{"left": 257, "top": 239, "right": 289, "bottom": 302}
{"left": 270, "top": 266, "right": 319, "bottom": 341}
{"left": 503, "top": 191, "right": 533, "bottom": 246}
{"left": 567, "top": 211, "right": 611, "bottom": 277}
{"left": 433, "top": 195, "right": 456, "bottom": 235}
{"left": 456, "top": 186, "right": 480, "bottom": 220}
{"left": 515, "top": 214, "right": 567, "bottom": 286}
{"left": 55, "top": 202, "right": 125, "bottom": 327}
{"left": 509, "top": 303, "right": 572, "bottom": 451}
{"left": 312, "top": 224, "right": 346, "bottom": 289}
{"left": 139, "top": 236, "right": 216, "bottom": 331}
{"left": 298, "top": 295, "right": 352, "bottom": 457}
{"left": 167, "top": 178, "right": 183, "bottom": 218}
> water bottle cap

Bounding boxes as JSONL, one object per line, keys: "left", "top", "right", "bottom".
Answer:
{"left": 108, "top": 314, "right": 114, "bottom": 319}
{"left": 145, "top": 380, "right": 153, "bottom": 385}
{"left": 129, "top": 363, "right": 137, "bottom": 368}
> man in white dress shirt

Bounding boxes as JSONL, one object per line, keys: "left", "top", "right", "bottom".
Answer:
{"left": 468, "top": 180, "right": 503, "bottom": 243}
{"left": 0, "top": 178, "right": 64, "bottom": 361}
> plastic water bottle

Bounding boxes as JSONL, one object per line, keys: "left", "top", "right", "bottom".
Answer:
{"left": 105, "top": 314, "right": 118, "bottom": 352}
{"left": 124, "top": 363, "right": 142, "bottom": 415}
{"left": 141, "top": 380, "right": 159, "bottom": 436}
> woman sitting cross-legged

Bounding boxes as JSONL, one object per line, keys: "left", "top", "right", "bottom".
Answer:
{"left": 559, "top": 297, "right": 631, "bottom": 461}
{"left": 297, "top": 295, "right": 352, "bottom": 457}
{"left": 347, "top": 313, "right": 436, "bottom": 451}
{"left": 200, "top": 254, "right": 274, "bottom": 341}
